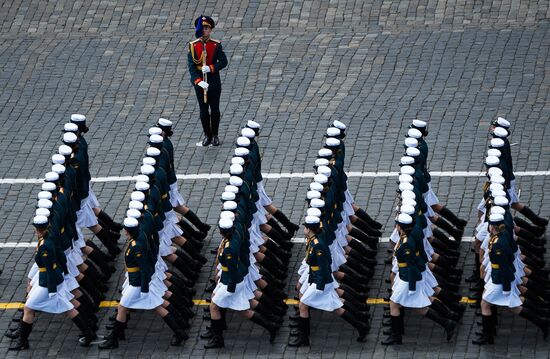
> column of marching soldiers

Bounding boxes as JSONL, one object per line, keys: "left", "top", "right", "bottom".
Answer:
{"left": 7, "top": 115, "right": 549, "bottom": 351}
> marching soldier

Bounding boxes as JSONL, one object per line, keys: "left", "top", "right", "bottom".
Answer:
{"left": 188, "top": 16, "right": 228, "bottom": 146}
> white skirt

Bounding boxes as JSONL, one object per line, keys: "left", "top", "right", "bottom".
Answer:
{"left": 164, "top": 210, "right": 180, "bottom": 224}
{"left": 257, "top": 181, "right": 273, "bottom": 207}
{"left": 344, "top": 187, "right": 355, "bottom": 206}
{"left": 65, "top": 249, "right": 82, "bottom": 277}
{"left": 26, "top": 284, "right": 74, "bottom": 314}
{"left": 28, "top": 263, "right": 39, "bottom": 281}
{"left": 169, "top": 182, "right": 186, "bottom": 207}
{"left": 508, "top": 180, "right": 519, "bottom": 204}
{"left": 391, "top": 275, "right": 433, "bottom": 308}
{"left": 300, "top": 279, "right": 343, "bottom": 312}
{"left": 212, "top": 281, "right": 251, "bottom": 311}
{"left": 390, "top": 227, "right": 400, "bottom": 244}
{"left": 120, "top": 285, "right": 164, "bottom": 310}
{"left": 253, "top": 204, "right": 268, "bottom": 225}
{"left": 477, "top": 198, "right": 487, "bottom": 213}
{"left": 482, "top": 278, "right": 522, "bottom": 308}
{"left": 76, "top": 199, "right": 98, "bottom": 228}
{"left": 87, "top": 185, "right": 100, "bottom": 208}
{"left": 64, "top": 273, "right": 80, "bottom": 292}
{"left": 329, "top": 242, "right": 346, "bottom": 272}
{"left": 424, "top": 182, "right": 440, "bottom": 206}
{"left": 422, "top": 269, "right": 438, "bottom": 289}
{"left": 75, "top": 227, "right": 86, "bottom": 249}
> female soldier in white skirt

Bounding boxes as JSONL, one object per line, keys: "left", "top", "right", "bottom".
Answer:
{"left": 204, "top": 218, "right": 281, "bottom": 349}
{"left": 289, "top": 215, "right": 369, "bottom": 347}
{"left": 382, "top": 213, "right": 457, "bottom": 345}
{"left": 473, "top": 212, "right": 549, "bottom": 344}
{"left": 9, "top": 215, "right": 97, "bottom": 350}
{"left": 99, "top": 217, "right": 187, "bottom": 349}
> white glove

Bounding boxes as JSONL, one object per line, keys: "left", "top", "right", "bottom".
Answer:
{"left": 502, "top": 291, "right": 511, "bottom": 296}
{"left": 202, "top": 65, "right": 211, "bottom": 74}
{"left": 48, "top": 292, "right": 57, "bottom": 298}
{"left": 408, "top": 290, "right": 416, "bottom": 296}
{"left": 198, "top": 81, "right": 209, "bottom": 90}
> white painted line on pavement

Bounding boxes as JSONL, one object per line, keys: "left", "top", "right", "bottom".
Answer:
{"left": 0, "top": 171, "right": 548, "bottom": 185}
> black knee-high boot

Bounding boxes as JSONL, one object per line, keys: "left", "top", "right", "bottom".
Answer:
{"left": 97, "top": 210, "right": 123, "bottom": 232}
{"left": 250, "top": 312, "right": 280, "bottom": 343}
{"left": 347, "top": 249, "right": 377, "bottom": 268}
{"left": 288, "top": 317, "right": 310, "bottom": 347}
{"left": 353, "top": 217, "right": 382, "bottom": 237}
{"left": 264, "top": 240, "right": 292, "bottom": 262}
{"left": 466, "top": 252, "right": 481, "bottom": 282}
{"left": 265, "top": 227, "right": 293, "bottom": 250}
{"left": 520, "top": 307, "right": 550, "bottom": 339}
{"left": 79, "top": 275, "right": 104, "bottom": 305}
{"left": 437, "top": 206, "right": 467, "bottom": 229}
{"left": 517, "top": 228, "right": 544, "bottom": 246}
{"left": 515, "top": 217, "right": 546, "bottom": 237}
{"left": 72, "top": 313, "right": 97, "bottom": 346}
{"left": 519, "top": 206, "right": 549, "bottom": 228}
{"left": 432, "top": 217, "right": 463, "bottom": 241}
{"left": 348, "top": 239, "right": 377, "bottom": 257}
{"left": 472, "top": 315, "right": 494, "bottom": 345}
{"left": 172, "top": 257, "right": 199, "bottom": 282}
{"left": 425, "top": 308, "right": 457, "bottom": 341}
{"left": 381, "top": 315, "right": 402, "bottom": 345}
{"left": 178, "top": 218, "right": 207, "bottom": 241}
{"left": 260, "top": 255, "right": 287, "bottom": 280}
{"left": 8, "top": 321, "right": 32, "bottom": 350}
{"left": 339, "top": 283, "right": 368, "bottom": 301}
{"left": 349, "top": 227, "right": 378, "bottom": 249}
{"left": 432, "top": 228, "right": 461, "bottom": 250}
{"left": 183, "top": 210, "right": 211, "bottom": 233}
{"left": 355, "top": 208, "right": 383, "bottom": 230}
{"left": 267, "top": 218, "right": 291, "bottom": 239}
{"left": 272, "top": 210, "right": 300, "bottom": 237}
{"left": 435, "top": 256, "right": 462, "bottom": 276}
{"left": 95, "top": 228, "right": 121, "bottom": 257}
{"left": 87, "top": 249, "right": 116, "bottom": 276}
{"left": 162, "top": 312, "right": 189, "bottom": 346}
{"left": 175, "top": 249, "right": 202, "bottom": 270}
{"left": 340, "top": 310, "right": 369, "bottom": 342}
{"left": 341, "top": 290, "right": 369, "bottom": 312}
{"left": 204, "top": 319, "right": 224, "bottom": 349}
{"left": 85, "top": 240, "right": 112, "bottom": 262}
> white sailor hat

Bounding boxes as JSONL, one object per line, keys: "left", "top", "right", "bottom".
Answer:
{"left": 126, "top": 209, "right": 141, "bottom": 219}
{"left": 51, "top": 164, "right": 65, "bottom": 175}
{"left": 149, "top": 127, "right": 163, "bottom": 136}
{"left": 128, "top": 200, "right": 144, "bottom": 210}
{"left": 51, "top": 154, "right": 65, "bottom": 164}
{"left": 33, "top": 215, "right": 49, "bottom": 227}
{"left": 332, "top": 120, "right": 346, "bottom": 130}
{"left": 223, "top": 201, "right": 237, "bottom": 211}
{"left": 492, "top": 127, "right": 508, "bottom": 138}
{"left": 399, "top": 174, "right": 413, "bottom": 183}
{"left": 224, "top": 185, "right": 239, "bottom": 194}
{"left": 306, "top": 207, "right": 322, "bottom": 217}
{"left": 130, "top": 191, "right": 145, "bottom": 202}
{"left": 493, "top": 196, "right": 509, "bottom": 206}
{"left": 37, "top": 191, "right": 52, "bottom": 200}
{"left": 241, "top": 128, "right": 256, "bottom": 139}
{"left": 236, "top": 136, "right": 250, "bottom": 147}
{"left": 489, "top": 183, "right": 504, "bottom": 192}
{"left": 401, "top": 190, "right": 416, "bottom": 200}
{"left": 396, "top": 213, "right": 413, "bottom": 226}
{"left": 406, "top": 147, "right": 420, "bottom": 157}
{"left": 231, "top": 157, "right": 245, "bottom": 166}
{"left": 304, "top": 215, "right": 320, "bottom": 226}
{"left": 247, "top": 120, "right": 261, "bottom": 129}
{"left": 41, "top": 182, "right": 57, "bottom": 192}
{"left": 318, "top": 148, "right": 333, "bottom": 158}
{"left": 123, "top": 217, "right": 139, "bottom": 229}
{"left": 149, "top": 134, "right": 164, "bottom": 144}
{"left": 135, "top": 174, "right": 149, "bottom": 183}
{"left": 401, "top": 197, "right": 417, "bottom": 207}
{"left": 490, "top": 138, "right": 505, "bottom": 148}
{"left": 412, "top": 119, "right": 427, "bottom": 128}
{"left": 135, "top": 181, "right": 150, "bottom": 191}
{"left": 400, "top": 165, "right": 415, "bottom": 176}
{"left": 58, "top": 145, "right": 72, "bottom": 156}
{"left": 235, "top": 147, "right": 249, "bottom": 157}
{"left": 229, "top": 176, "right": 243, "bottom": 187}
{"left": 487, "top": 148, "right": 501, "bottom": 158}
{"left": 306, "top": 190, "right": 321, "bottom": 200}
{"left": 221, "top": 191, "right": 236, "bottom": 201}
{"left": 141, "top": 165, "right": 155, "bottom": 175}
{"left": 490, "top": 175, "right": 505, "bottom": 185}
{"left": 220, "top": 211, "right": 235, "bottom": 221}
{"left": 70, "top": 114, "right": 86, "bottom": 122}
{"left": 404, "top": 138, "right": 418, "bottom": 148}
{"left": 489, "top": 213, "right": 504, "bottom": 225}
{"left": 35, "top": 208, "right": 50, "bottom": 217}
{"left": 487, "top": 167, "right": 503, "bottom": 177}
{"left": 400, "top": 156, "right": 415, "bottom": 166}
{"left": 490, "top": 189, "right": 507, "bottom": 198}
{"left": 64, "top": 123, "right": 79, "bottom": 132}
{"left": 158, "top": 118, "right": 172, "bottom": 127}
{"left": 317, "top": 165, "right": 331, "bottom": 177}
{"left": 229, "top": 164, "right": 244, "bottom": 175}
{"left": 407, "top": 128, "right": 422, "bottom": 139}
{"left": 146, "top": 147, "right": 161, "bottom": 157}
{"left": 37, "top": 198, "right": 53, "bottom": 209}
{"left": 493, "top": 117, "right": 510, "bottom": 128}
{"left": 399, "top": 182, "right": 414, "bottom": 192}
{"left": 309, "top": 182, "right": 324, "bottom": 192}
{"left": 485, "top": 156, "right": 500, "bottom": 166}
{"left": 326, "top": 127, "right": 341, "bottom": 137}
{"left": 143, "top": 157, "right": 156, "bottom": 166}
{"left": 44, "top": 171, "right": 59, "bottom": 182}
{"left": 218, "top": 218, "right": 233, "bottom": 229}
{"left": 490, "top": 206, "right": 506, "bottom": 215}
{"left": 63, "top": 132, "right": 78, "bottom": 144}
{"left": 313, "top": 174, "right": 328, "bottom": 184}
{"left": 310, "top": 198, "right": 325, "bottom": 208}
{"left": 399, "top": 204, "right": 416, "bottom": 215}
{"left": 325, "top": 137, "right": 340, "bottom": 147}
{"left": 315, "top": 158, "right": 330, "bottom": 167}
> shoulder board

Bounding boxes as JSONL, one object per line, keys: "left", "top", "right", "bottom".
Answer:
{"left": 313, "top": 239, "right": 319, "bottom": 245}
{"left": 130, "top": 240, "right": 136, "bottom": 247}
{"left": 190, "top": 39, "right": 201, "bottom": 44}
{"left": 209, "top": 39, "right": 220, "bottom": 43}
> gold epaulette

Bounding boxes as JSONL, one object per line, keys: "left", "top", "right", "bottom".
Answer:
{"left": 209, "top": 38, "right": 220, "bottom": 43}
{"left": 189, "top": 38, "right": 201, "bottom": 44}
{"left": 130, "top": 240, "right": 136, "bottom": 247}
{"left": 313, "top": 238, "right": 319, "bottom": 245}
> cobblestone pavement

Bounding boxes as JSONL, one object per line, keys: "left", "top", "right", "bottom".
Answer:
{"left": 0, "top": 0, "right": 549, "bottom": 358}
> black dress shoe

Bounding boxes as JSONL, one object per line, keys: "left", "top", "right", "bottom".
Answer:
{"left": 212, "top": 136, "right": 220, "bottom": 146}
{"left": 202, "top": 137, "right": 212, "bottom": 146}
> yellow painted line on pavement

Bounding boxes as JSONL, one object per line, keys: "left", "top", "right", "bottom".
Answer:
{"left": 0, "top": 297, "right": 477, "bottom": 309}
